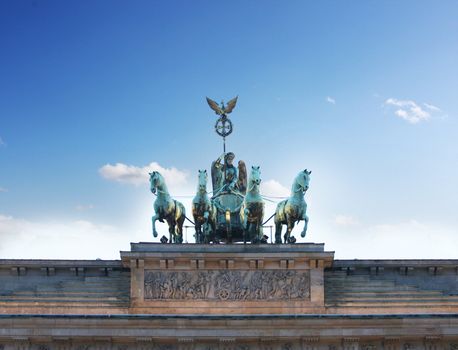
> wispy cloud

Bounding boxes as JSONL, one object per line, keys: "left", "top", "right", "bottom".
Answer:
{"left": 326, "top": 96, "right": 336, "bottom": 105}
{"left": 0, "top": 137, "right": 5, "bottom": 147}
{"left": 384, "top": 98, "right": 443, "bottom": 124}
{"left": 261, "top": 179, "right": 290, "bottom": 197}
{"left": 0, "top": 214, "right": 134, "bottom": 259}
{"left": 320, "top": 218, "right": 458, "bottom": 259}
{"left": 335, "top": 214, "right": 360, "bottom": 226}
{"left": 99, "top": 161, "right": 188, "bottom": 187}
{"left": 423, "top": 102, "right": 441, "bottom": 112}
{"left": 75, "top": 204, "right": 95, "bottom": 211}
{"left": 0, "top": 187, "right": 8, "bottom": 193}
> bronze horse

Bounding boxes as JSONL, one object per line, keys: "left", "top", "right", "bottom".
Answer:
{"left": 192, "top": 170, "right": 216, "bottom": 243}
{"left": 240, "top": 166, "right": 264, "bottom": 243}
{"left": 149, "top": 171, "right": 186, "bottom": 243}
{"left": 274, "top": 169, "right": 311, "bottom": 244}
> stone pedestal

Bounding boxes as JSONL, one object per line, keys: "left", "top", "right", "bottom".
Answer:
{"left": 120, "top": 243, "right": 334, "bottom": 314}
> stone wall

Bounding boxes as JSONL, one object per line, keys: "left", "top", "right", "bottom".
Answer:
{"left": 0, "top": 259, "right": 130, "bottom": 314}
{"left": 1, "top": 245, "right": 458, "bottom": 315}
{"left": 325, "top": 260, "right": 458, "bottom": 314}
{"left": 0, "top": 315, "right": 457, "bottom": 348}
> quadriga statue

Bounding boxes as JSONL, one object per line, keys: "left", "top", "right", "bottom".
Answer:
{"left": 274, "top": 169, "right": 311, "bottom": 244}
{"left": 149, "top": 171, "right": 186, "bottom": 243}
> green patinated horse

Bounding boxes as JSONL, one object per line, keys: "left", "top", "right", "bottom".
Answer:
{"left": 240, "top": 166, "right": 264, "bottom": 243}
{"left": 149, "top": 171, "right": 186, "bottom": 243}
{"left": 274, "top": 169, "right": 311, "bottom": 244}
{"left": 192, "top": 169, "right": 216, "bottom": 244}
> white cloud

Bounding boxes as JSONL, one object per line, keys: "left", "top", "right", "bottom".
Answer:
{"left": 75, "top": 204, "right": 95, "bottom": 211}
{"left": 384, "top": 98, "right": 443, "bottom": 124}
{"left": 326, "top": 96, "right": 336, "bottom": 104}
{"left": 99, "top": 161, "right": 188, "bottom": 187}
{"left": 261, "top": 179, "right": 290, "bottom": 197}
{"left": 423, "top": 103, "right": 441, "bottom": 112}
{"left": 316, "top": 218, "right": 458, "bottom": 259}
{"left": 0, "top": 187, "right": 8, "bottom": 193}
{"left": 0, "top": 214, "right": 139, "bottom": 259}
{"left": 335, "top": 214, "right": 360, "bottom": 226}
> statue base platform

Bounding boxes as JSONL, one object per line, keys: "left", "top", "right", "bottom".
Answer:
{"left": 121, "top": 243, "right": 334, "bottom": 315}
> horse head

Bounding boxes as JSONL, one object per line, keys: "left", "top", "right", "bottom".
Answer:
{"left": 295, "top": 169, "right": 312, "bottom": 193}
{"left": 149, "top": 171, "right": 163, "bottom": 194}
{"left": 197, "top": 169, "right": 208, "bottom": 193}
{"left": 249, "top": 166, "right": 262, "bottom": 190}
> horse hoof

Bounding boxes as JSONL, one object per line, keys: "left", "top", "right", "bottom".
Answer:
{"left": 301, "top": 231, "right": 306, "bottom": 238}
{"left": 153, "top": 231, "right": 158, "bottom": 238}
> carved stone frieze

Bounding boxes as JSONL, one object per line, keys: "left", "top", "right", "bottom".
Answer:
{"left": 144, "top": 270, "right": 310, "bottom": 301}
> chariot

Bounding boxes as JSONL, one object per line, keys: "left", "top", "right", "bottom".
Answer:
{"left": 211, "top": 190, "right": 245, "bottom": 243}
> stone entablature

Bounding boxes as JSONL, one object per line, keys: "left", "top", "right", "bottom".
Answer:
{"left": 0, "top": 244, "right": 457, "bottom": 315}
{"left": 120, "top": 243, "right": 334, "bottom": 315}
{"left": 0, "top": 243, "right": 458, "bottom": 346}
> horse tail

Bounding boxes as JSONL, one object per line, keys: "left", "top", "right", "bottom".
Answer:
{"left": 175, "top": 200, "right": 186, "bottom": 224}
{"left": 274, "top": 199, "right": 287, "bottom": 224}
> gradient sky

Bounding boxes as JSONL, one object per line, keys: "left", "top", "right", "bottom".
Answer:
{"left": 0, "top": 0, "right": 457, "bottom": 259}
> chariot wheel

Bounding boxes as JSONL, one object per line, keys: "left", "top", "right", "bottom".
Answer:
{"left": 217, "top": 289, "right": 230, "bottom": 300}
{"left": 214, "top": 117, "right": 233, "bottom": 137}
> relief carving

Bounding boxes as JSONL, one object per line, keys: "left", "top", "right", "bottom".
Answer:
{"left": 362, "top": 345, "right": 377, "bottom": 350}
{"left": 144, "top": 270, "right": 310, "bottom": 301}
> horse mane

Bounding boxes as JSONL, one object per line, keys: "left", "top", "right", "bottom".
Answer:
{"left": 151, "top": 171, "right": 169, "bottom": 194}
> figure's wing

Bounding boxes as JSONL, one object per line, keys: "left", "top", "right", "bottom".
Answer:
{"left": 224, "top": 96, "right": 238, "bottom": 114}
{"left": 206, "top": 97, "right": 223, "bottom": 115}
{"left": 237, "top": 160, "right": 247, "bottom": 195}
{"left": 211, "top": 161, "right": 220, "bottom": 194}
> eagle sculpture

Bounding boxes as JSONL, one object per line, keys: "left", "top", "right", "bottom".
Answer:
{"left": 206, "top": 96, "right": 238, "bottom": 119}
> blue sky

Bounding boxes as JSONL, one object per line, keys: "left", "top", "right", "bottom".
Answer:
{"left": 0, "top": 0, "right": 457, "bottom": 259}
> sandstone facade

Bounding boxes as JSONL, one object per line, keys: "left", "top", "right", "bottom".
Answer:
{"left": 0, "top": 243, "right": 457, "bottom": 349}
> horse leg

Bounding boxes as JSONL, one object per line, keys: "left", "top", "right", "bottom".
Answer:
{"left": 195, "top": 221, "right": 201, "bottom": 244}
{"left": 209, "top": 212, "right": 216, "bottom": 243}
{"left": 285, "top": 219, "right": 295, "bottom": 244}
{"left": 152, "top": 214, "right": 159, "bottom": 238}
{"left": 251, "top": 221, "right": 260, "bottom": 244}
{"left": 168, "top": 221, "right": 175, "bottom": 243}
{"left": 274, "top": 217, "right": 282, "bottom": 244}
{"left": 176, "top": 215, "right": 185, "bottom": 244}
{"left": 256, "top": 219, "right": 263, "bottom": 243}
{"left": 243, "top": 208, "right": 250, "bottom": 244}
{"left": 301, "top": 214, "right": 309, "bottom": 238}
{"left": 201, "top": 211, "right": 210, "bottom": 244}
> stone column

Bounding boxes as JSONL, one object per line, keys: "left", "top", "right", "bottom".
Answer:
{"left": 130, "top": 259, "right": 145, "bottom": 304}
{"left": 309, "top": 259, "right": 325, "bottom": 306}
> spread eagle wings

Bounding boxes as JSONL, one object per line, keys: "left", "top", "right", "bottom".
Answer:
{"left": 206, "top": 96, "right": 238, "bottom": 115}
{"left": 206, "top": 97, "right": 223, "bottom": 115}
{"left": 224, "top": 96, "right": 238, "bottom": 114}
